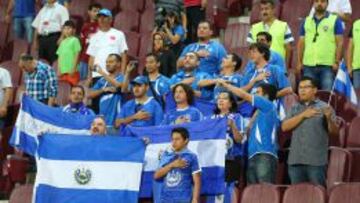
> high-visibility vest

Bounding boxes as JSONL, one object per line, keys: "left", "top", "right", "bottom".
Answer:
{"left": 352, "top": 19, "right": 360, "bottom": 70}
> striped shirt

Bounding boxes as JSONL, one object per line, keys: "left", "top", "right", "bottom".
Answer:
{"left": 25, "top": 61, "right": 58, "bottom": 101}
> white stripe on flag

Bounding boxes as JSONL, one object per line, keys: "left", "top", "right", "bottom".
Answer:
{"left": 36, "top": 159, "right": 143, "bottom": 191}
{"left": 16, "top": 110, "right": 90, "bottom": 137}
{"left": 337, "top": 68, "right": 347, "bottom": 84}
{"left": 144, "top": 139, "right": 226, "bottom": 171}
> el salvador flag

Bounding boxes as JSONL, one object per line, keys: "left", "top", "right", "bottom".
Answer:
{"left": 9, "top": 95, "right": 95, "bottom": 155}
{"left": 124, "top": 118, "right": 227, "bottom": 199}
{"left": 34, "top": 134, "right": 146, "bottom": 203}
{"left": 333, "top": 61, "right": 358, "bottom": 105}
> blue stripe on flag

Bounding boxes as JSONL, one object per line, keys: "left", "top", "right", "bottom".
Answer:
{"left": 9, "top": 128, "right": 38, "bottom": 155}
{"left": 39, "top": 134, "right": 145, "bottom": 163}
{"left": 35, "top": 185, "right": 139, "bottom": 203}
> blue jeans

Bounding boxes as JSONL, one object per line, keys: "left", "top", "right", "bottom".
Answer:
{"left": 303, "top": 65, "right": 334, "bottom": 91}
{"left": 353, "top": 70, "right": 360, "bottom": 89}
{"left": 13, "top": 16, "right": 34, "bottom": 43}
{"left": 247, "top": 153, "right": 277, "bottom": 184}
{"left": 78, "top": 61, "right": 89, "bottom": 81}
{"left": 288, "top": 164, "right": 326, "bottom": 187}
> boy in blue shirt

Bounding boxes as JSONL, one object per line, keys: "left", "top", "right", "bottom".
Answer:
{"left": 198, "top": 53, "right": 243, "bottom": 102}
{"left": 115, "top": 76, "right": 164, "bottom": 129}
{"left": 63, "top": 85, "right": 94, "bottom": 115}
{"left": 170, "top": 52, "right": 213, "bottom": 100}
{"left": 163, "top": 83, "right": 203, "bottom": 125}
{"left": 218, "top": 80, "right": 279, "bottom": 184}
{"left": 177, "top": 20, "right": 227, "bottom": 76}
{"left": 154, "top": 127, "right": 201, "bottom": 203}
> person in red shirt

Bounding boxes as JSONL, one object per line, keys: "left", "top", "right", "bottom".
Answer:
{"left": 184, "top": 0, "right": 207, "bottom": 43}
{"left": 78, "top": 3, "right": 101, "bottom": 82}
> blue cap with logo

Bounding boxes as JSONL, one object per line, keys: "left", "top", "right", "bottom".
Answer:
{"left": 131, "top": 76, "right": 148, "bottom": 85}
{"left": 97, "top": 8, "right": 112, "bottom": 17}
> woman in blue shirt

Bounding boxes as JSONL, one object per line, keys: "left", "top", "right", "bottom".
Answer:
{"left": 210, "top": 91, "right": 246, "bottom": 203}
{"left": 163, "top": 11, "right": 186, "bottom": 58}
{"left": 163, "top": 83, "right": 203, "bottom": 125}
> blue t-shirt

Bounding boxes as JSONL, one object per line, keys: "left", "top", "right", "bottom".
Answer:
{"left": 248, "top": 95, "right": 279, "bottom": 159}
{"left": 13, "top": 0, "right": 36, "bottom": 18}
{"left": 244, "top": 50, "right": 286, "bottom": 74}
{"left": 91, "top": 74, "right": 124, "bottom": 127}
{"left": 172, "top": 25, "right": 186, "bottom": 42}
{"left": 62, "top": 103, "right": 95, "bottom": 116}
{"left": 299, "top": 12, "right": 344, "bottom": 36}
{"left": 180, "top": 41, "right": 227, "bottom": 76}
{"left": 162, "top": 106, "right": 203, "bottom": 125}
{"left": 169, "top": 70, "right": 213, "bottom": 100}
{"left": 159, "top": 148, "right": 201, "bottom": 202}
{"left": 147, "top": 74, "right": 171, "bottom": 106}
{"left": 210, "top": 113, "right": 246, "bottom": 158}
{"left": 118, "top": 97, "right": 164, "bottom": 127}
{"left": 213, "top": 73, "right": 243, "bottom": 102}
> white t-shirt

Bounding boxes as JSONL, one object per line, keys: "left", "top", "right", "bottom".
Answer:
{"left": 309, "top": 0, "right": 352, "bottom": 16}
{"left": 32, "top": 2, "right": 69, "bottom": 35}
{"left": 86, "top": 28, "right": 128, "bottom": 78}
{"left": 0, "top": 68, "right": 13, "bottom": 104}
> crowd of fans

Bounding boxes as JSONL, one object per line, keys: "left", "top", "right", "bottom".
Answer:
{"left": 0, "top": 0, "right": 359, "bottom": 202}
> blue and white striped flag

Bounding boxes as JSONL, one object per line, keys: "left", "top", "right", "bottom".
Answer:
{"left": 125, "top": 118, "right": 227, "bottom": 198}
{"left": 34, "top": 134, "right": 146, "bottom": 203}
{"left": 9, "top": 95, "right": 95, "bottom": 155}
{"left": 333, "top": 61, "right": 358, "bottom": 105}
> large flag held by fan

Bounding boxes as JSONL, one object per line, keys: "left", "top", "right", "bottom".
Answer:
{"left": 332, "top": 61, "right": 358, "bottom": 105}
{"left": 34, "top": 134, "right": 146, "bottom": 203}
{"left": 9, "top": 95, "right": 95, "bottom": 155}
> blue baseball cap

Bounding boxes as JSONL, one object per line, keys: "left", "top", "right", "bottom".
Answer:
{"left": 97, "top": 8, "right": 112, "bottom": 17}
{"left": 131, "top": 76, "right": 148, "bottom": 85}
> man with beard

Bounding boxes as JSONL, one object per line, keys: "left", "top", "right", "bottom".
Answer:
{"left": 297, "top": 0, "right": 344, "bottom": 91}
{"left": 177, "top": 21, "right": 227, "bottom": 76}
{"left": 90, "top": 116, "right": 107, "bottom": 135}
{"left": 247, "top": 0, "right": 294, "bottom": 66}
{"left": 63, "top": 85, "right": 94, "bottom": 115}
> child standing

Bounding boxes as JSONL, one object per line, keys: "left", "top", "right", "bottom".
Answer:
{"left": 56, "top": 20, "right": 81, "bottom": 86}
{"left": 154, "top": 127, "right": 201, "bottom": 203}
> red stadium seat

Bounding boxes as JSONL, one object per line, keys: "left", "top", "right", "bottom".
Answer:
{"left": 224, "top": 23, "right": 250, "bottom": 51}
{"left": 227, "top": 0, "right": 243, "bottom": 17}
{"left": 0, "top": 60, "right": 23, "bottom": 86}
{"left": 96, "top": 0, "right": 119, "bottom": 13}
{"left": 68, "top": 0, "right": 92, "bottom": 18}
{"left": 241, "top": 184, "right": 281, "bottom": 203}
{"left": 124, "top": 31, "right": 140, "bottom": 58}
{"left": 9, "top": 184, "right": 33, "bottom": 203}
{"left": 138, "top": 32, "right": 152, "bottom": 58}
{"left": 139, "top": 9, "right": 155, "bottom": 34}
{"left": 114, "top": 10, "right": 140, "bottom": 32}
{"left": 351, "top": 0, "right": 360, "bottom": 20}
{"left": 282, "top": 183, "right": 326, "bottom": 203}
{"left": 250, "top": 1, "right": 280, "bottom": 24}
{"left": 0, "top": 127, "right": 15, "bottom": 161}
{"left": 12, "top": 39, "right": 30, "bottom": 61}
{"left": 329, "top": 183, "right": 360, "bottom": 203}
{"left": 280, "top": 0, "right": 312, "bottom": 24}
{"left": 327, "top": 147, "right": 352, "bottom": 189}
{"left": 57, "top": 81, "right": 71, "bottom": 106}
{"left": 120, "top": 0, "right": 144, "bottom": 12}
{"left": 347, "top": 117, "right": 360, "bottom": 147}
{"left": 206, "top": 0, "right": 229, "bottom": 30}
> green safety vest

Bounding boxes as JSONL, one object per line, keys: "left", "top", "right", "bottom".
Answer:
{"left": 352, "top": 19, "right": 360, "bottom": 70}
{"left": 250, "top": 19, "right": 288, "bottom": 58}
{"left": 303, "top": 14, "right": 337, "bottom": 66}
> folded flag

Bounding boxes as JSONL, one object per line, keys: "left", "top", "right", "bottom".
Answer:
{"left": 9, "top": 95, "right": 95, "bottom": 155}
{"left": 34, "top": 134, "right": 146, "bottom": 203}
{"left": 125, "top": 118, "right": 227, "bottom": 198}
{"left": 333, "top": 61, "right": 358, "bottom": 105}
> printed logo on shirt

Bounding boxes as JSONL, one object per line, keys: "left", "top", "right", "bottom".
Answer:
{"left": 110, "top": 36, "right": 116, "bottom": 40}
{"left": 226, "top": 134, "right": 234, "bottom": 150}
{"left": 165, "top": 170, "right": 182, "bottom": 187}
{"left": 323, "top": 25, "right": 329, "bottom": 32}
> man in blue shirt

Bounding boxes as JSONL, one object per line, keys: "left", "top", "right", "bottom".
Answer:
{"left": 240, "top": 43, "right": 292, "bottom": 118}
{"left": 5, "top": 0, "right": 36, "bottom": 43}
{"left": 63, "top": 85, "right": 94, "bottom": 115}
{"left": 163, "top": 83, "right": 203, "bottom": 125}
{"left": 144, "top": 53, "right": 170, "bottom": 108}
{"left": 154, "top": 127, "right": 201, "bottom": 203}
{"left": 170, "top": 52, "right": 213, "bottom": 100}
{"left": 198, "top": 53, "right": 243, "bottom": 102}
{"left": 88, "top": 54, "right": 128, "bottom": 134}
{"left": 115, "top": 76, "right": 164, "bottom": 129}
{"left": 297, "top": 0, "right": 344, "bottom": 91}
{"left": 244, "top": 32, "right": 286, "bottom": 75}
{"left": 218, "top": 80, "right": 279, "bottom": 184}
{"left": 177, "top": 20, "right": 227, "bottom": 76}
